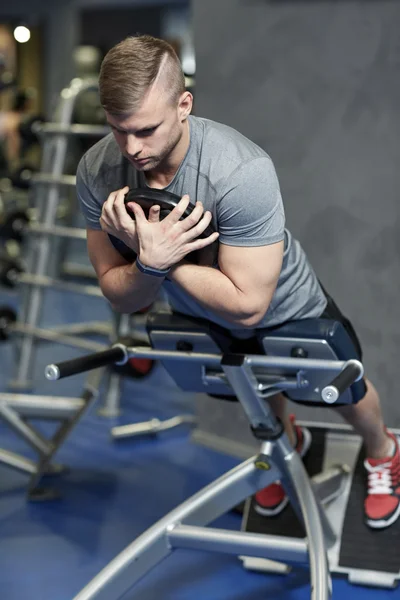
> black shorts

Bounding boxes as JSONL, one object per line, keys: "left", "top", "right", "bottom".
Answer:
{"left": 229, "top": 285, "right": 367, "bottom": 403}
{"left": 318, "top": 284, "right": 367, "bottom": 402}
{"left": 319, "top": 285, "right": 363, "bottom": 361}
{"left": 207, "top": 285, "right": 367, "bottom": 403}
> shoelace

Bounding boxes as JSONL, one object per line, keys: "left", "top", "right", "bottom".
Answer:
{"left": 365, "top": 460, "right": 393, "bottom": 495}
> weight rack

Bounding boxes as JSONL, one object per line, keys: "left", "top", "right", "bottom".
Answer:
{"left": 0, "top": 79, "right": 195, "bottom": 497}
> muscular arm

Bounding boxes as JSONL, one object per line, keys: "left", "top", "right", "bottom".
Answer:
{"left": 167, "top": 155, "right": 286, "bottom": 327}
{"left": 87, "top": 229, "right": 165, "bottom": 313}
{"left": 77, "top": 159, "right": 165, "bottom": 313}
{"left": 169, "top": 240, "right": 284, "bottom": 327}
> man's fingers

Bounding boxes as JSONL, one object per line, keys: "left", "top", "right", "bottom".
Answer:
{"left": 129, "top": 202, "right": 147, "bottom": 224}
{"left": 177, "top": 201, "right": 207, "bottom": 233}
{"left": 187, "top": 230, "right": 220, "bottom": 252}
{"left": 181, "top": 210, "right": 214, "bottom": 241}
{"left": 166, "top": 194, "right": 191, "bottom": 223}
{"left": 102, "top": 187, "right": 128, "bottom": 217}
{"left": 101, "top": 193, "right": 116, "bottom": 216}
{"left": 148, "top": 204, "right": 161, "bottom": 223}
{"left": 113, "top": 186, "right": 131, "bottom": 223}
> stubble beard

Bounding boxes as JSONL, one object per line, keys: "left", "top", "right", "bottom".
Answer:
{"left": 137, "top": 124, "right": 183, "bottom": 173}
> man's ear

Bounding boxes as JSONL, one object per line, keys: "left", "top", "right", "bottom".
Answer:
{"left": 178, "top": 91, "right": 193, "bottom": 121}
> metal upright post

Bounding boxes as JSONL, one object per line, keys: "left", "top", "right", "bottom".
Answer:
{"left": 9, "top": 79, "right": 103, "bottom": 391}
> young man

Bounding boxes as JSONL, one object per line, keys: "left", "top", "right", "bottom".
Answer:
{"left": 77, "top": 35, "right": 400, "bottom": 529}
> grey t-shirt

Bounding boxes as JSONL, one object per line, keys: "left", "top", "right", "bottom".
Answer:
{"left": 76, "top": 115, "right": 327, "bottom": 332}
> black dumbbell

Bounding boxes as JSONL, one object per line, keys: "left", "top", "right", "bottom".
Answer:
{"left": 0, "top": 306, "right": 17, "bottom": 341}
{"left": 10, "top": 165, "right": 36, "bottom": 190}
{"left": 0, "top": 209, "right": 29, "bottom": 241}
{"left": 0, "top": 255, "right": 24, "bottom": 287}
{"left": 19, "top": 114, "right": 44, "bottom": 146}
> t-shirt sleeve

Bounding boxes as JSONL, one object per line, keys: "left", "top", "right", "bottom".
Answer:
{"left": 217, "top": 156, "right": 285, "bottom": 247}
{"left": 76, "top": 154, "right": 103, "bottom": 230}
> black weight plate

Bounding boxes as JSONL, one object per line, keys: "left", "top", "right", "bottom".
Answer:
{"left": 124, "top": 188, "right": 215, "bottom": 238}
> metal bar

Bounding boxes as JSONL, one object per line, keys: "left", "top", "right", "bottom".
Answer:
{"left": 61, "top": 262, "right": 97, "bottom": 279}
{"left": 222, "top": 361, "right": 279, "bottom": 429}
{"left": 18, "top": 273, "right": 103, "bottom": 297}
{"left": 29, "top": 223, "right": 87, "bottom": 239}
{"left": 311, "top": 465, "right": 349, "bottom": 506}
{"left": 111, "top": 416, "right": 197, "bottom": 439}
{"left": 72, "top": 459, "right": 279, "bottom": 600}
{"left": 32, "top": 173, "right": 76, "bottom": 186}
{"left": 97, "top": 370, "right": 123, "bottom": 417}
{"left": 0, "top": 402, "right": 50, "bottom": 455}
{"left": 283, "top": 448, "right": 332, "bottom": 599}
{"left": 167, "top": 525, "right": 308, "bottom": 564}
{"left": 12, "top": 323, "right": 108, "bottom": 352}
{"left": 11, "top": 99, "right": 74, "bottom": 387}
{"left": 126, "top": 346, "right": 348, "bottom": 374}
{"left": 50, "top": 321, "right": 112, "bottom": 336}
{"left": 28, "top": 367, "right": 104, "bottom": 495}
{"left": 0, "top": 394, "right": 85, "bottom": 419}
{"left": 36, "top": 123, "right": 110, "bottom": 136}
{"left": 0, "top": 448, "right": 37, "bottom": 474}
{"left": 11, "top": 78, "right": 102, "bottom": 390}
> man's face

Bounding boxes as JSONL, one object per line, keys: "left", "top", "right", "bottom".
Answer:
{"left": 106, "top": 85, "right": 186, "bottom": 172}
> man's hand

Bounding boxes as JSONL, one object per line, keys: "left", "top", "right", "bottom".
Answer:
{"left": 128, "top": 194, "right": 219, "bottom": 270}
{"left": 99, "top": 186, "right": 161, "bottom": 255}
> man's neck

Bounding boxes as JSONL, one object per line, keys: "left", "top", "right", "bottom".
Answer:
{"left": 145, "top": 119, "right": 190, "bottom": 189}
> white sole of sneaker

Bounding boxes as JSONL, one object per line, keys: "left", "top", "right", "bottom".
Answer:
{"left": 253, "top": 426, "right": 313, "bottom": 517}
{"left": 254, "top": 494, "right": 289, "bottom": 517}
{"left": 366, "top": 499, "right": 400, "bottom": 529}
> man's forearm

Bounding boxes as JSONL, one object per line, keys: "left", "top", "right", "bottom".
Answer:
{"left": 100, "top": 262, "right": 164, "bottom": 313}
{"left": 169, "top": 262, "right": 261, "bottom": 327}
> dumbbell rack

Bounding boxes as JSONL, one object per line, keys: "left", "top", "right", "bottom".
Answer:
{"left": 0, "top": 78, "right": 113, "bottom": 498}
{"left": 0, "top": 79, "right": 195, "bottom": 497}
{"left": 8, "top": 78, "right": 110, "bottom": 392}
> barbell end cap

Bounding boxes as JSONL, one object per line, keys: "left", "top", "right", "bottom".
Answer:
{"left": 45, "top": 364, "right": 60, "bottom": 381}
{"left": 321, "top": 385, "right": 339, "bottom": 404}
{"left": 113, "top": 343, "right": 129, "bottom": 366}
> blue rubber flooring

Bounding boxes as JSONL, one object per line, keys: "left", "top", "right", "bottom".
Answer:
{"left": 0, "top": 285, "right": 397, "bottom": 600}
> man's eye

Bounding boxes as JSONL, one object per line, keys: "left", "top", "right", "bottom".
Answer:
{"left": 138, "top": 128, "right": 156, "bottom": 136}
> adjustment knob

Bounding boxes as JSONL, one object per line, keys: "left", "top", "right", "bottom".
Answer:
{"left": 176, "top": 340, "right": 193, "bottom": 352}
{"left": 291, "top": 346, "right": 308, "bottom": 359}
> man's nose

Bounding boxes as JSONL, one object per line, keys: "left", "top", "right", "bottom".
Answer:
{"left": 125, "top": 134, "right": 142, "bottom": 157}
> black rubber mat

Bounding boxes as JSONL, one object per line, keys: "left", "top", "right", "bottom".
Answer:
{"left": 339, "top": 444, "right": 400, "bottom": 573}
{"left": 244, "top": 428, "right": 326, "bottom": 538}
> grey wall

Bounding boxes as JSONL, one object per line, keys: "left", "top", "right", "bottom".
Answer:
{"left": 193, "top": 0, "right": 400, "bottom": 426}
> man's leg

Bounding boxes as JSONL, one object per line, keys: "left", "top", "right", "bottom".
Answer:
{"left": 334, "top": 378, "right": 393, "bottom": 458}
{"left": 258, "top": 379, "right": 400, "bottom": 528}
{"left": 263, "top": 381, "right": 394, "bottom": 455}
{"left": 335, "top": 378, "right": 400, "bottom": 528}
{"left": 265, "top": 380, "right": 394, "bottom": 459}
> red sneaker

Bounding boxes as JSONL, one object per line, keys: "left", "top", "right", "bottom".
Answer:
{"left": 254, "top": 415, "right": 312, "bottom": 516}
{"left": 364, "top": 431, "right": 400, "bottom": 529}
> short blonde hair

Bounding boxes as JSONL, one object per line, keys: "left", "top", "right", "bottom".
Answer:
{"left": 99, "top": 35, "right": 185, "bottom": 116}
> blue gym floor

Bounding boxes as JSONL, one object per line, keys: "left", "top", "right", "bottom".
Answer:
{"left": 0, "top": 284, "right": 397, "bottom": 600}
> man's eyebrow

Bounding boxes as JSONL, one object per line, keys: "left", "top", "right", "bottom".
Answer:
{"left": 107, "top": 122, "right": 161, "bottom": 133}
